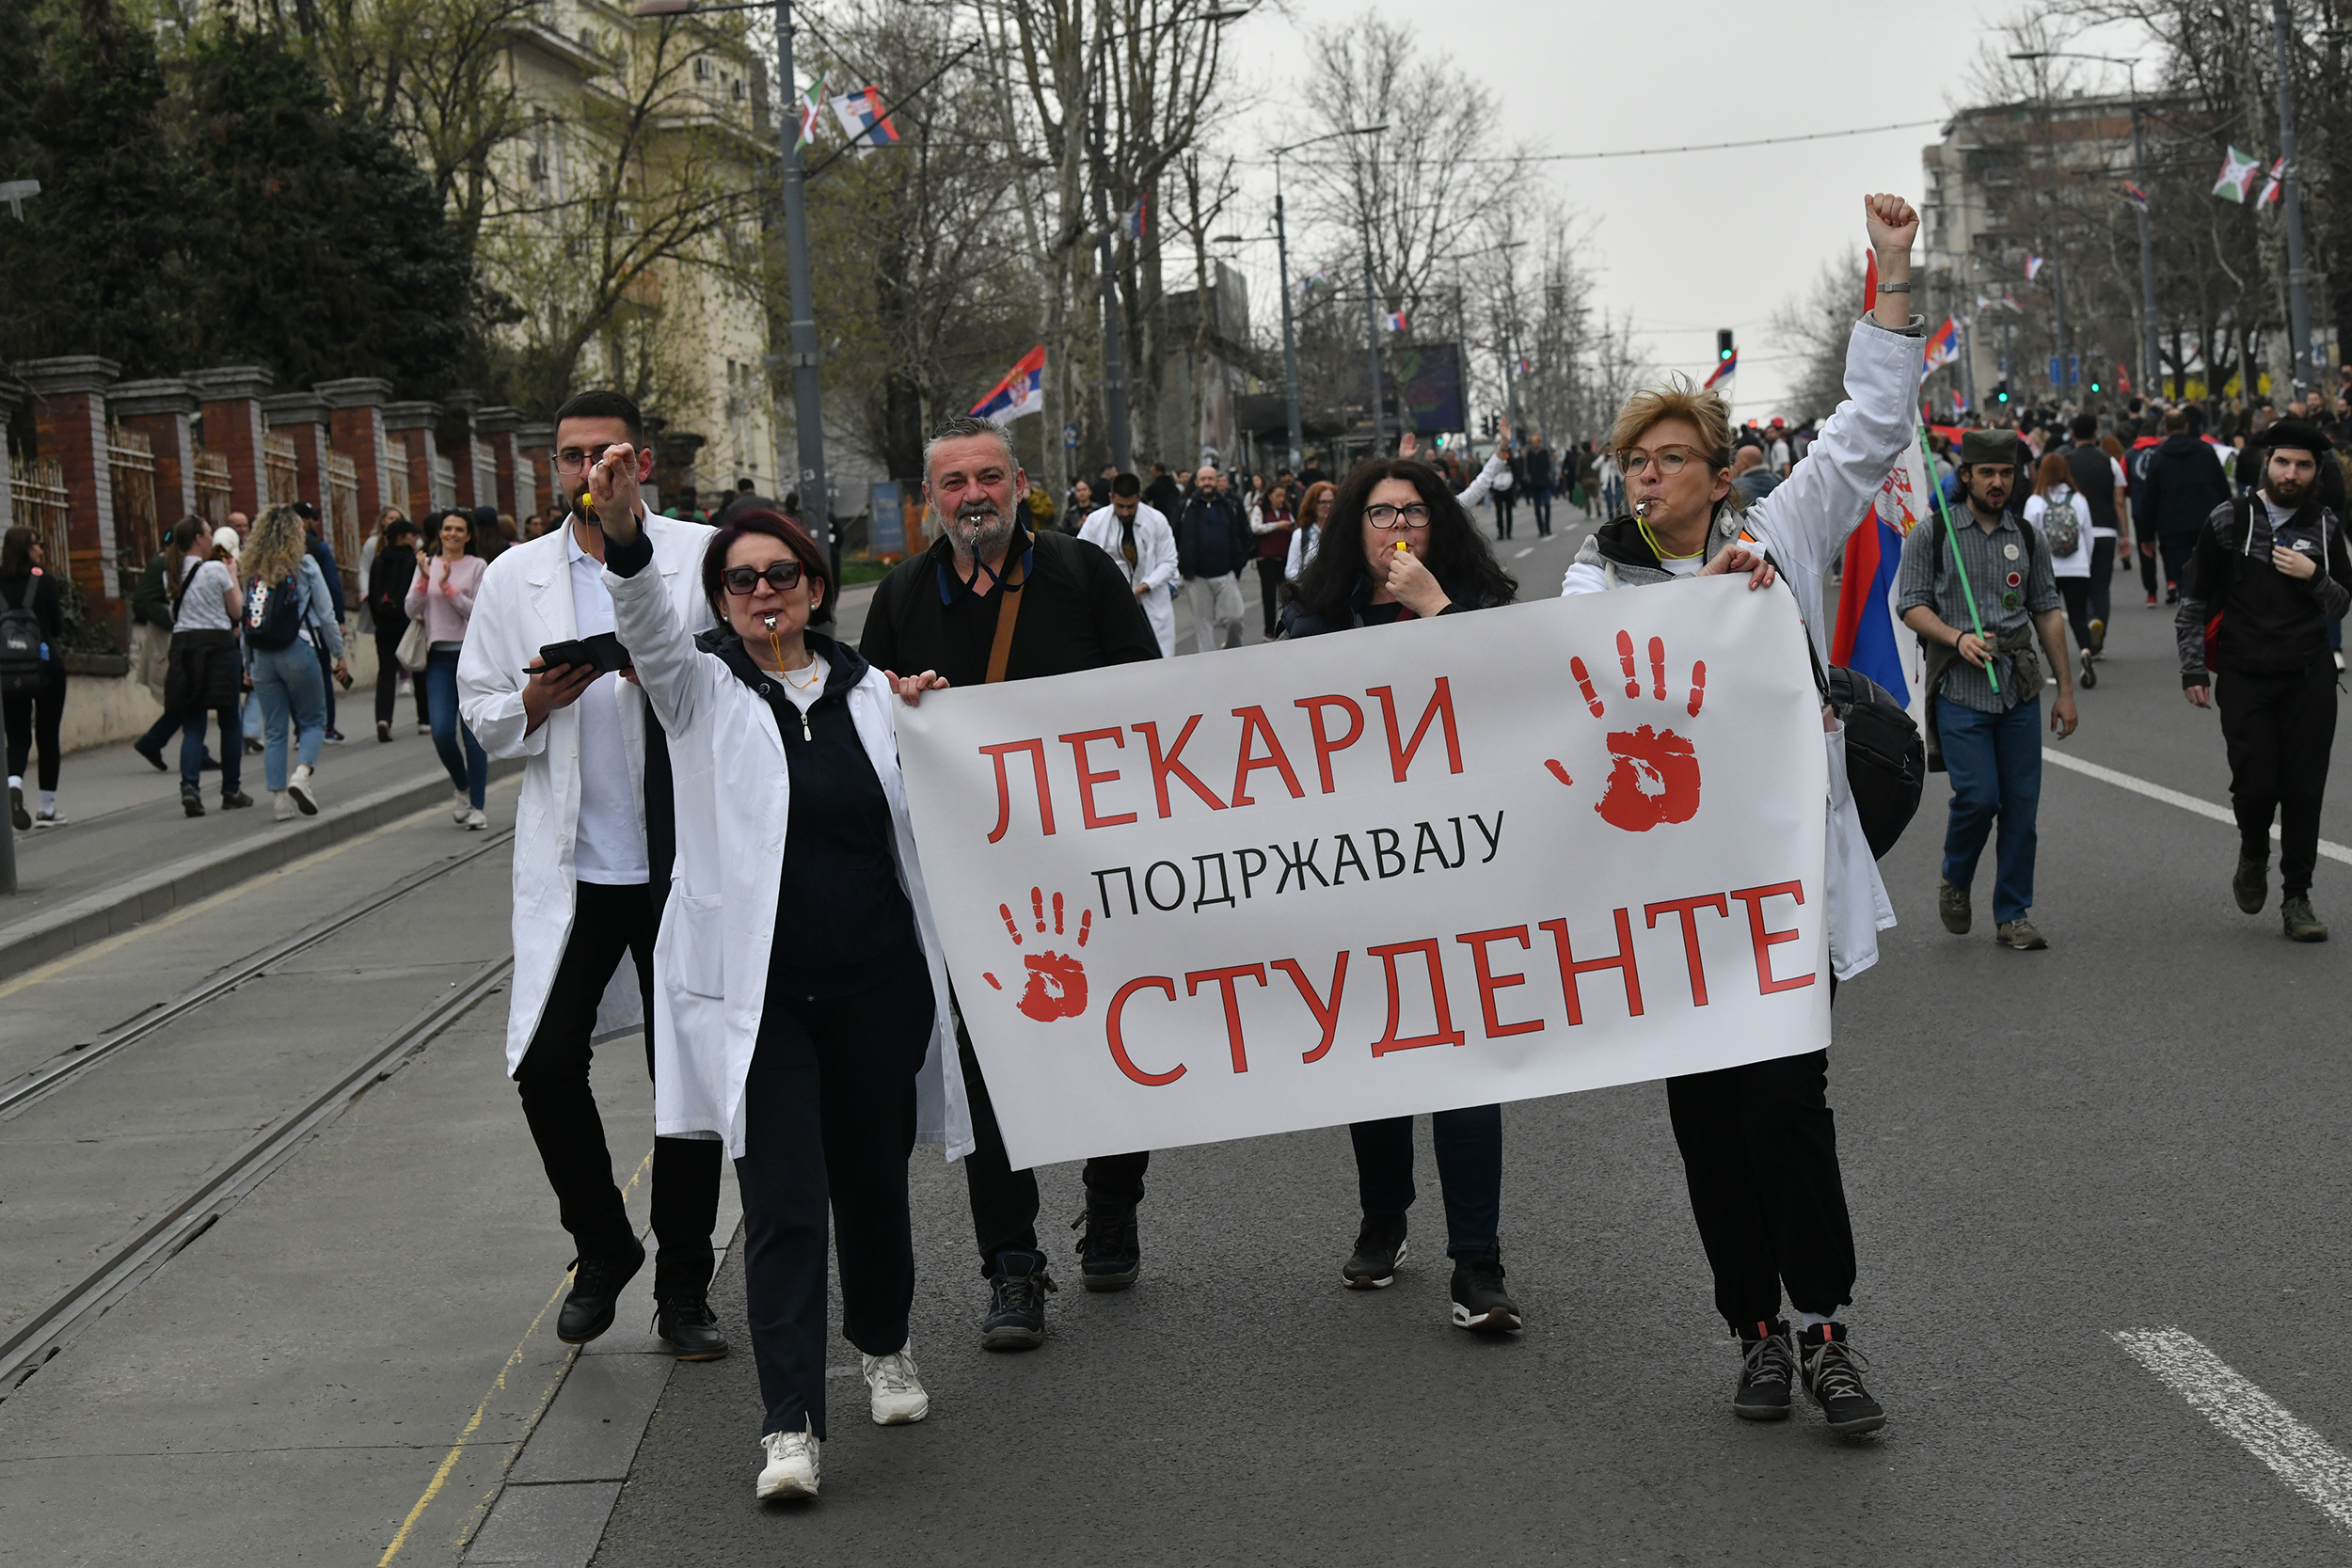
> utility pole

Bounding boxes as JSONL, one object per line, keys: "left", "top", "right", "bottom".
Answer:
{"left": 1363, "top": 235, "right": 1387, "bottom": 456}
{"left": 2271, "top": 0, "right": 2316, "bottom": 395}
{"left": 1089, "top": 26, "right": 1133, "bottom": 474}
{"left": 770, "top": 1, "right": 832, "bottom": 575}
{"left": 1271, "top": 125, "right": 1385, "bottom": 474}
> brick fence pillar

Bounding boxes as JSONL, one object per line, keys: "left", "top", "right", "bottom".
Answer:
{"left": 382, "top": 402, "right": 443, "bottom": 522}
{"left": 260, "top": 390, "right": 331, "bottom": 510}
{"left": 317, "top": 377, "right": 393, "bottom": 521}
{"left": 474, "top": 406, "right": 525, "bottom": 520}
{"left": 187, "top": 365, "right": 275, "bottom": 520}
{"left": 108, "top": 377, "right": 200, "bottom": 525}
{"left": 0, "top": 374, "right": 25, "bottom": 534}
{"left": 18, "top": 355, "right": 122, "bottom": 607}
{"left": 516, "top": 421, "right": 556, "bottom": 517}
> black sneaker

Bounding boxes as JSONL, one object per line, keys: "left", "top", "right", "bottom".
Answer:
{"left": 1448, "top": 1250, "right": 1520, "bottom": 1333}
{"left": 1734, "top": 1319, "right": 1797, "bottom": 1420}
{"left": 2234, "top": 856, "right": 2268, "bottom": 915}
{"left": 134, "top": 737, "right": 168, "bottom": 771}
{"left": 980, "top": 1250, "right": 1056, "bottom": 1351}
{"left": 8, "top": 784, "right": 26, "bottom": 832}
{"left": 220, "top": 790, "right": 254, "bottom": 810}
{"left": 181, "top": 784, "right": 206, "bottom": 818}
{"left": 1071, "top": 1198, "right": 1140, "bottom": 1291}
{"left": 199, "top": 752, "right": 221, "bottom": 772}
{"left": 1799, "top": 1323, "right": 1885, "bottom": 1434}
{"left": 654, "top": 1296, "right": 730, "bottom": 1361}
{"left": 1342, "top": 1212, "right": 1408, "bottom": 1290}
{"left": 557, "top": 1239, "right": 645, "bottom": 1344}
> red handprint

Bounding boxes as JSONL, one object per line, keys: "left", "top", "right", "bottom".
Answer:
{"left": 1560, "top": 631, "right": 1708, "bottom": 832}
{"left": 980, "top": 886, "right": 1092, "bottom": 1022}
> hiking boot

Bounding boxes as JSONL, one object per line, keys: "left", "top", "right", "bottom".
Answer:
{"left": 2089, "top": 617, "right": 2106, "bottom": 657}
{"left": 2233, "top": 856, "right": 2268, "bottom": 915}
{"left": 2283, "top": 896, "right": 2328, "bottom": 943}
{"left": 1994, "top": 915, "right": 2048, "bottom": 950}
{"left": 1342, "top": 1212, "right": 1409, "bottom": 1290}
{"left": 1799, "top": 1323, "right": 1885, "bottom": 1434}
{"left": 979, "top": 1250, "right": 1056, "bottom": 1351}
{"left": 1734, "top": 1320, "right": 1798, "bottom": 1421}
{"left": 181, "top": 783, "right": 206, "bottom": 818}
{"left": 557, "top": 1239, "right": 645, "bottom": 1344}
{"left": 1072, "top": 1196, "right": 1140, "bottom": 1291}
{"left": 1938, "top": 879, "right": 1971, "bottom": 935}
{"left": 1449, "top": 1250, "right": 1521, "bottom": 1334}
{"left": 653, "top": 1295, "right": 729, "bottom": 1360}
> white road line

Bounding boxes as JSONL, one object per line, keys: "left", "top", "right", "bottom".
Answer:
{"left": 2042, "top": 748, "right": 2352, "bottom": 865}
{"left": 1514, "top": 546, "right": 1536, "bottom": 559}
{"left": 2113, "top": 1328, "right": 2352, "bottom": 1532}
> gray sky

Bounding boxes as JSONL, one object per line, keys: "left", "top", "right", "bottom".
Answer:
{"left": 1218, "top": 0, "right": 2160, "bottom": 423}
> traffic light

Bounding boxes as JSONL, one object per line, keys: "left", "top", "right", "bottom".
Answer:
{"left": 1481, "top": 413, "right": 1498, "bottom": 438}
{"left": 1717, "top": 329, "right": 1735, "bottom": 363}
{"left": 1994, "top": 380, "right": 2010, "bottom": 404}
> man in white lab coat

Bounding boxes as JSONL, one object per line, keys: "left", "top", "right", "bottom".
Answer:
{"left": 457, "top": 389, "right": 727, "bottom": 1356}
{"left": 1075, "top": 472, "right": 1180, "bottom": 657}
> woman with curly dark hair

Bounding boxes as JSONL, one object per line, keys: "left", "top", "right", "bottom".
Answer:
{"left": 1278, "top": 455, "right": 1523, "bottom": 1334}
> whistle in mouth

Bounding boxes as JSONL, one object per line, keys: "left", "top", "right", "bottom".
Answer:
{"left": 1393, "top": 540, "right": 1410, "bottom": 553}
{"left": 762, "top": 613, "right": 779, "bottom": 630}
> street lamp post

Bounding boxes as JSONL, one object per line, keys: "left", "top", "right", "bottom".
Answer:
{"left": 1270, "top": 124, "right": 1386, "bottom": 474}
{"left": 2270, "top": 0, "right": 2317, "bottom": 396}
{"left": 1363, "top": 234, "right": 1386, "bottom": 456}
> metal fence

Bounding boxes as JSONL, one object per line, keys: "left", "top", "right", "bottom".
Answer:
{"left": 325, "top": 450, "right": 361, "bottom": 596}
{"left": 10, "top": 457, "right": 70, "bottom": 581}
{"left": 108, "top": 426, "right": 159, "bottom": 592}
{"left": 386, "top": 458, "right": 410, "bottom": 524}
{"left": 194, "top": 450, "right": 231, "bottom": 530}
{"left": 264, "top": 431, "right": 300, "bottom": 508}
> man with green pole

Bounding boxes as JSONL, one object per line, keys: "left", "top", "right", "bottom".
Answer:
{"left": 1898, "top": 427, "right": 2079, "bottom": 949}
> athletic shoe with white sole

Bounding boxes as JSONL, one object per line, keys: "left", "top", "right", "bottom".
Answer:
{"left": 453, "top": 789, "right": 469, "bottom": 823}
{"left": 1799, "top": 1323, "right": 1885, "bottom": 1434}
{"left": 33, "top": 808, "right": 65, "bottom": 827}
{"left": 1342, "top": 1212, "right": 1408, "bottom": 1289}
{"left": 288, "top": 764, "right": 319, "bottom": 816}
{"left": 273, "top": 791, "right": 296, "bottom": 821}
{"left": 756, "top": 1423, "right": 820, "bottom": 1500}
{"left": 464, "top": 807, "right": 487, "bottom": 831}
{"left": 1449, "top": 1250, "right": 1521, "bottom": 1333}
{"left": 1733, "top": 1320, "right": 1797, "bottom": 1420}
{"left": 863, "top": 1346, "right": 930, "bottom": 1425}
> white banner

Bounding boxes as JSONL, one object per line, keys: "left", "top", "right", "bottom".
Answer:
{"left": 896, "top": 578, "right": 1833, "bottom": 1169}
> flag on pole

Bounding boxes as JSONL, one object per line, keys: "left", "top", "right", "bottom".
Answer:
{"left": 830, "top": 87, "right": 900, "bottom": 156}
{"left": 2000, "top": 292, "right": 2025, "bottom": 313}
{"left": 1121, "top": 194, "right": 1148, "bottom": 240}
{"left": 971, "top": 345, "right": 1045, "bottom": 424}
{"left": 1951, "top": 389, "right": 1969, "bottom": 414}
{"left": 1833, "top": 437, "right": 1934, "bottom": 720}
{"left": 1923, "top": 316, "right": 1962, "bottom": 373}
{"left": 2117, "top": 360, "right": 2133, "bottom": 395}
{"left": 2213, "top": 145, "right": 2263, "bottom": 202}
{"left": 796, "top": 71, "right": 828, "bottom": 150}
{"left": 1384, "top": 309, "right": 1408, "bottom": 333}
{"left": 2258, "top": 158, "right": 2286, "bottom": 207}
{"left": 1299, "top": 269, "right": 1329, "bottom": 297}
{"left": 2026, "top": 255, "right": 2045, "bottom": 281}
{"left": 2121, "top": 180, "right": 2150, "bottom": 209}
{"left": 1704, "top": 349, "right": 1737, "bottom": 389}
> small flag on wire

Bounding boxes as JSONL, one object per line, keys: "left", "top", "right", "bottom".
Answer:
{"left": 2121, "top": 180, "right": 2150, "bottom": 210}
{"left": 2025, "top": 255, "right": 2045, "bottom": 281}
{"left": 2117, "top": 360, "right": 2133, "bottom": 395}
{"left": 1384, "top": 309, "right": 1408, "bottom": 333}
{"left": 2258, "top": 158, "right": 2286, "bottom": 207}
{"left": 1951, "top": 389, "right": 1968, "bottom": 413}
{"left": 1704, "top": 349, "right": 1737, "bottom": 389}
{"left": 796, "top": 71, "right": 827, "bottom": 150}
{"left": 2213, "top": 145, "right": 2263, "bottom": 202}
{"left": 971, "top": 345, "right": 1045, "bottom": 424}
{"left": 830, "top": 87, "right": 900, "bottom": 156}
{"left": 2000, "top": 291, "right": 2025, "bottom": 313}
{"left": 1121, "top": 194, "right": 1148, "bottom": 240}
{"left": 1518, "top": 357, "right": 1532, "bottom": 376}
{"left": 1299, "top": 270, "right": 1329, "bottom": 297}
{"left": 1923, "top": 316, "right": 1962, "bottom": 373}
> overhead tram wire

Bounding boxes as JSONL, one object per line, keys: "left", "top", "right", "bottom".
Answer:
{"left": 1246, "top": 118, "right": 1947, "bottom": 169}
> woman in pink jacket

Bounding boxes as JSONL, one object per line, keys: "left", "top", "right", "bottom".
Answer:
{"left": 405, "top": 509, "right": 491, "bottom": 828}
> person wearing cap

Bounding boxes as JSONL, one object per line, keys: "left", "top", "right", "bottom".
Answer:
{"left": 1899, "top": 425, "right": 2079, "bottom": 951}
{"left": 2174, "top": 418, "right": 2352, "bottom": 942}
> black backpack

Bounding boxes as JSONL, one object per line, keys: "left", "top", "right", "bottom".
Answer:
{"left": 243, "top": 572, "right": 305, "bottom": 651}
{"left": 0, "top": 575, "right": 45, "bottom": 696}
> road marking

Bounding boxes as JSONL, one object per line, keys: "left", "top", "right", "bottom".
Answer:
{"left": 2042, "top": 749, "right": 2352, "bottom": 865}
{"left": 2113, "top": 1328, "right": 2352, "bottom": 1532}
{"left": 1515, "top": 546, "right": 1536, "bottom": 559}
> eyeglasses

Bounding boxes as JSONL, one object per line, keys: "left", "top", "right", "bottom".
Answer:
{"left": 1364, "top": 502, "right": 1432, "bottom": 531}
{"left": 722, "top": 561, "right": 804, "bottom": 595}
{"left": 1617, "top": 444, "right": 1708, "bottom": 478}
{"left": 552, "top": 445, "right": 616, "bottom": 474}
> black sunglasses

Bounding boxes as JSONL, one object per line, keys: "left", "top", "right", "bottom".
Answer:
{"left": 722, "top": 560, "right": 804, "bottom": 595}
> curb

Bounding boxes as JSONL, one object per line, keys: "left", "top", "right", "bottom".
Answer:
{"left": 0, "top": 761, "right": 519, "bottom": 982}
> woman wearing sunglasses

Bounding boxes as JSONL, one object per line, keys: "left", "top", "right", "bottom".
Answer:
{"left": 591, "top": 467, "right": 970, "bottom": 1506}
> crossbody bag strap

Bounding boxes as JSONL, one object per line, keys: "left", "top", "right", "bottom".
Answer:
{"left": 984, "top": 553, "right": 1027, "bottom": 684}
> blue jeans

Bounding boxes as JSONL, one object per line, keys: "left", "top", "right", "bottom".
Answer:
{"left": 248, "top": 641, "right": 326, "bottom": 793}
{"left": 1528, "top": 485, "right": 1552, "bottom": 534}
{"left": 1937, "top": 695, "right": 2042, "bottom": 924}
{"left": 179, "top": 705, "right": 241, "bottom": 793}
{"left": 426, "top": 647, "right": 487, "bottom": 808}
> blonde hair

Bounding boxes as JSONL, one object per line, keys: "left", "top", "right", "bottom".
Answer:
{"left": 244, "top": 505, "right": 310, "bottom": 588}
{"left": 1609, "top": 373, "right": 1735, "bottom": 470}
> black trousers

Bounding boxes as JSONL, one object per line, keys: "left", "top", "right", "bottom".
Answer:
{"left": 2138, "top": 538, "right": 2159, "bottom": 598}
{"left": 954, "top": 1005, "right": 1146, "bottom": 1277}
{"left": 315, "top": 641, "right": 337, "bottom": 731}
{"left": 2058, "top": 577, "right": 2093, "bottom": 654}
{"left": 2088, "top": 536, "right": 2116, "bottom": 626}
{"left": 2160, "top": 530, "right": 2198, "bottom": 595}
{"left": 1254, "top": 556, "right": 1286, "bottom": 640}
{"left": 3, "top": 670, "right": 65, "bottom": 789}
{"left": 512, "top": 879, "right": 723, "bottom": 1299}
{"left": 1492, "top": 491, "right": 1516, "bottom": 539}
{"left": 2218, "top": 659, "right": 2340, "bottom": 897}
{"left": 1349, "top": 1104, "right": 1502, "bottom": 1257}
{"left": 739, "top": 953, "right": 931, "bottom": 1442}
{"left": 1666, "top": 1044, "right": 1855, "bottom": 1330}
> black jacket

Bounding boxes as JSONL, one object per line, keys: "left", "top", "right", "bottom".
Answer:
{"left": 1173, "top": 492, "right": 1250, "bottom": 578}
{"left": 2138, "top": 434, "right": 2233, "bottom": 544}
{"left": 368, "top": 544, "right": 417, "bottom": 629}
{"left": 2061, "top": 442, "right": 2120, "bottom": 535}
{"left": 2175, "top": 495, "right": 2352, "bottom": 686}
{"left": 0, "top": 569, "right": 63, "bottom": 642}
{"left": 1523, "top": 448, "right": 1554, "bottom": 489}
{"left": 858, "top": 520, "right": 1161, "bottom": 687}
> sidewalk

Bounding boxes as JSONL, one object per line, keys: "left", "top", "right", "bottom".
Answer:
{"left": 1, "top": 721, "right": 504, "bottom": 979}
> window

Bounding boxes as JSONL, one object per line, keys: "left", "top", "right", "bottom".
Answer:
{"left": 694, "top": 55, "right": 712, "bottom": 80}
{"left": 732, "top": 79, "right": 745, "bottom": 101}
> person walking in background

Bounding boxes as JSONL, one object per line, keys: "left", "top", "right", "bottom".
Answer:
{"left": 1077, "top": 473, "right": 1180, "bottom": 657}
{"left": 1585, "top": 443, "right": 1610, "bottom": 517}
{"left": 1286, "top": 480, "right": 1333, "bottom": 584}
{"left": 1173, "top": 464, "right": 1250, "bottom": 652}
{"left": 1247, "top": 480, "right": 1296, "bottom": 640}
{"left": 0, "top": 527, "right": 69, "bottom": 829}
{"left": 1523, "top": 436, "right": 1556, "bottom": 537}
{"left": 406, "top": 509, "right": 490, "bottom": 829}
{"left": 2024, "top": 453, "right": 2100, "bottom": 690}
{"left": 2059, "top": 414, "right": 2127, "bottom": 660}
{"left": 242, "top": 506, "right": 349, "bottom": 821}
{"left": 471, "top": 504, "right": 507, "bottom": 564}
{"left": 367, "top": 516, "right": 421, "bottom": 743}
{"left": 2139, "top": 406, "right": 2233, "bottom": 603}
{"left": 166, "top": 524, "right": 252, "bottom": 817}
{"left": 295, "top": 503, "right": 348, "bottom": 742}
{"left": 355, "top": 505, "right": 401, "bottom": 638}
{"left": 1488, "top": 446, "right": 1518, "bottom": 541}
{"left": 132, "top": 515, "right": 217, "bottom": 776}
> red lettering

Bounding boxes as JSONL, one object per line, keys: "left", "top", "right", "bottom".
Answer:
{"left": 1132, "top": 716, "right": 1228, "bottom": 817}
{"left": 1456, "top": 926, "right": 1544, "bottom": 1038}
{"left": 1538, "top": 909, "right": 1645, "bottom": 1025}
{"left": 1644, "top": 894, "right": 1730, "bottom": 1006}
{"left": 1367, "top": 678, "right": 1464, "bottom": 784}
{"left": 1293, "top": 694, "right": 1365, "bottom": 794}
{"left": 1058, "top": 728, "right": 1136, "bottom": 829}
{"left": 1185, "top": 963, "right": 1267, "bottom": 1073}
{"left": 1365, "top": 938, "right": 1465, "bottom": 1056}
{"left": 1229, "top": 706, "right": 1307, "bottom": 807}
{"left": 1105, "top": 976, "right": 1185, "bottom": 1085}
{"left": 1272, "top": 952, "right": 1349, "bottom": 1063}
{"left": 978, "top": 738, "right": 1056, "bottom": 844}
{"left": 1728, "top": 881, "right": 1816, "bottom": 995}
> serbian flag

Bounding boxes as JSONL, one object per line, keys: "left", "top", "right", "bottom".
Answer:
{"left": 1122, "top": 194, "right": 1148, "bottom": 239}
{"left": 831, "top": 87, "right": 900, "bottom": 155}
{"left": 2026, "top": 255, "right": 2045, "bottom": 281}
{"left": 1384, "top": 309, "right": 1408, "bottom": 333}
{"left": 1833, "top": 436, "right": 1933, "bottom": 720}
{"left": 2122, "top": 180, "right": 2150, "bottom": 210}
{"left": 971, "top": 345, "right": 1044, "bottom": 424}
{"left": 1704, "top": 349, "right": 1736, "bottom": 389}
{"left": 1923, "top": 316, "right": 1962, "bottom": 372}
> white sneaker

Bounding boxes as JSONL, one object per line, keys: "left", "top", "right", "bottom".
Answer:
{"left": 288, "top": 765, "right": 318, "bottom": 816}
{"left": 418, "top": 722, "right": 431, "bottom": 736}
{"left": 32, "top": 808, "right": 64, "bottom": 828}
{"left": 755, "top": 1422, "right": 820, "bottom": 1500}
{"left": 273, "top": 791, "right": 295, "bottom": 822}
{"left": 863, "top": 1346, "right": 930, "bottom": 1425}
{"left": 464, "top": 807, "right": 487, "bottom": 831}
{"left": 452, "top": 789, "right": 469, "bottom": 824}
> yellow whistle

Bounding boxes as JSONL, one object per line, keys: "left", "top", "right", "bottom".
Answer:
{"left": 1394, "top": 540, "right": 1409, "bottom": 553}
{"left": 578, "top": 488, "right": 596, "bottom": 522}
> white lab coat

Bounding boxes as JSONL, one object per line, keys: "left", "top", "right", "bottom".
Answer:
{"left": 1564, "top": 316, "right": 1925, "bottom": 980}
{"left": 457, "top": 513, "right": 716, "bottom": 1071}
{"left": 1077, "top": 503, "right": 1180, "bottom": 657}
{"left": 603, "top": 557, "right": 973, "bottom": 1162}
